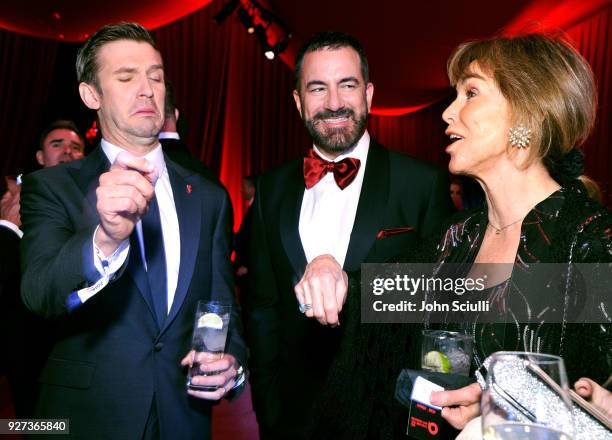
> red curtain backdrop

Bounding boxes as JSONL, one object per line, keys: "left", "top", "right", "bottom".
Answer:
{"left": 154, "top": 1, "right": 611, "bottom": 227}
{"left": 0, "top": 1, "right": 609, "bottom": 222}
{"left": 154, "top": 2, "right": 310, "bottom": 229}
{"left": 0, "top": 28, "right": 58, "bottom": 176}
{"left": 368, "top": 99, "right": 451, "bottom": 168}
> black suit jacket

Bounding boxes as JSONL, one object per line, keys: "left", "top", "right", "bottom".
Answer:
{"left": 244, "top": 140, "right": 452, "bottom": 438}
{"left": 160, "top": 138, "right": 219, "bottom": 182}
{"left": 0, "top": 224, "right": 50, "bottom": 418}
{"left": 20, "top": 147, "right": 247, "bottom": 439}
{"left": 161, "top": 137, "right": 235, "bottom": 237}
{"left": 0, "top": 224, "right": 20, "bottom": 307}
{"left": 0, "top": 224, "right": 21, "bottom": 372}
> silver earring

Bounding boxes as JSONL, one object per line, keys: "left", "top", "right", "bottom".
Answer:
{"left": 509, "top": 126, "right": 531, "bottom": 148}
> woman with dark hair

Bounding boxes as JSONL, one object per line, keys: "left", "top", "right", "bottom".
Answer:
{"left": 298, "top": 33, "right": 611, "bottom": 439}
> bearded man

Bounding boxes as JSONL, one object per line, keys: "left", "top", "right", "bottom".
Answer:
{"left": 242, "top": 31, "right": 452, "bottom": 439}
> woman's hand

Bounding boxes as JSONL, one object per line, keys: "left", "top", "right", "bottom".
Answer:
{"left": 574, "top": 377, "right": 612, "bottom": 419}
{"left": 430, "top": 383, "right": 482, "bottom": 429}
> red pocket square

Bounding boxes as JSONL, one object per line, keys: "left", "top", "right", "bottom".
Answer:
{"left": 376, "top": 227, "right": 415, "bottom": 239}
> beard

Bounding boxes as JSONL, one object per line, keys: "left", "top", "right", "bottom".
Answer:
{"left": 303, "top": 106, "right": 368, "bottom": 154}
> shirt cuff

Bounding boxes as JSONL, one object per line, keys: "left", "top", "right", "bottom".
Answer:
{"left": 73, "top": 226, "right": 129, "bottom": 305}
{"left": 92, "top": 225, "right": 130, "bottom": 278}
{"left": 0, "top": 220, "right": 23, "bottom": 238}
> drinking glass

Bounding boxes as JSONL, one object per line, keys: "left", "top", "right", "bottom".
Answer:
{"left": 186, "top": 300, "right": 231, "bottom": 391}
{"left": 421, "top": 329, "right": 473, "bottom": 376}
{"left": 482, "top": 352, "right": 574, "bottom": 440}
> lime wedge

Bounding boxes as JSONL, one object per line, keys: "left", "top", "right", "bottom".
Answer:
{"left": 423, "top": 351, "right": 451, "bottom": 373}
{"left": 198, "top": 313, "right": 223, "bottom": 330}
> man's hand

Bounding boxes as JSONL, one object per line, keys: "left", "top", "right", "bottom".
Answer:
{"left": 430, "top": 383, "right": 482, "bottom": 430}
{"left": 1, "top": 179, "right": 21, "bottom": 226}
{"left": 574, "top": 377, "right": 612, "bottom": 419}
{"left": 180, "top": 351, "right": 240, "bottom": 400}
{"left": 294, "top": 254, "right": 348, "bottom": 326}
{"left": 95, "top": 153, "right": 157, "bottom": 256}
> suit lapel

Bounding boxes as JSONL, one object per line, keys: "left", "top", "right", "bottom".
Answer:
{"left": 344, "top": 141, "right": 389, "bottom": 271}
{"left": 280, "top": 161, "right": 308, "bottom": 281}
{"left": 68, "top": 146, "right": 160, "bottom": 323}
{"left": 161, "top": 160, "right": 201, "bottom": 332}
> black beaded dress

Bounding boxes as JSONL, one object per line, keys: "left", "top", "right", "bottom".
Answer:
{"left": 310, "top": 181, "right": 612, "bottom": 440}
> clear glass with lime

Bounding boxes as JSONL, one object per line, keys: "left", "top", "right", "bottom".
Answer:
{"left": 187, "top": 300, "right": 232, "bottom": 391}
{"left": 421, "top": 330, "right": 473, "bottom": 376}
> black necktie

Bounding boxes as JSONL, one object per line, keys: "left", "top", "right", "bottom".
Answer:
{"left": 141, "top": 195, "right": 168, "bottom": 325}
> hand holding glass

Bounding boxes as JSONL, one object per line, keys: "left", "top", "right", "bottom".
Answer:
{"left": 186, "top": 300, "right": 231, "bottom": 391}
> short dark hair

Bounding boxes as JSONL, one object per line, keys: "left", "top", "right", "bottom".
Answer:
{"left": 76, "top": 22, "right": 158, "bottom": 91}
{"left": 165, "top": 80, "right": 176, "bottom": 119}
{"left": 294, "top": 31, "right": 369, "bottom": 90}
{"left": 38, "top": 120, "right": 84, "bottom": 151}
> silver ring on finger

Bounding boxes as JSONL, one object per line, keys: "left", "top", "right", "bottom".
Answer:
{"left": 298, "top": 303, "right": 312, "bottom": 314}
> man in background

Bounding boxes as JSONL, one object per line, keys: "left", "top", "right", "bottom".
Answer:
{"left": 1, "top": 119, "right": 85, "bottom": 417}
{"left": 160, "top": 80, "right": 219, "bottom": 182}
{"left": 234, "top": 175, "right": 256, "bottom": 292}
{"left": 35, "top": 119, "right": 85, "bottom": 167}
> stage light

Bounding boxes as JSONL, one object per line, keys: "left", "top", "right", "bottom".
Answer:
{"left": 214, "top": 0, "right": 291, "bottom": 61}
{"left": 272, "top": 37, "right": 290, "bottom": 55}
{"left": 237, "top": 8, "right": 255, "bottom": 34}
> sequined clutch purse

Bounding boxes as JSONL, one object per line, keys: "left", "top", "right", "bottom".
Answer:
{"left": 476, "top": 354, "right": 612, "bottom": 440}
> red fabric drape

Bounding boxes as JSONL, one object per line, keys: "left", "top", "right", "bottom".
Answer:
{"left": 0, "top": 29, "right": 58, "bottom": 176}
{"left": 368, "top": 98, "right": 451, "bottom": 168}
{"left": 155, "top": 1, "right": 611, "bottom": 227}
{"left": 155, "top": 1, "right": 309, "bottom": 229}
{"left": 0, "top": 0, "right": 609, "bottom": 220}
{"left": 566, "top": 5, "right": 611, "bottom": 204}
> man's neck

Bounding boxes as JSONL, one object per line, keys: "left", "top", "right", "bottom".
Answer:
{"left": 100, "top": 126, "right": 159, "bottom": 157}
{"left": 104, "top": 138, "right": 158, "bottom": 157}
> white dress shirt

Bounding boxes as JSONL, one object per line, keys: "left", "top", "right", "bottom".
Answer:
{"left": 81, "top": 140, "right": 181, "bottom": 313}
{"left": 0, "top": 220, "right": 23, "bottom": 238}
{"left": 158, "top": 131, "right": 180, "bottom": 140}
{"left": 299, "top": 131, "right": 370, "bottom": 268}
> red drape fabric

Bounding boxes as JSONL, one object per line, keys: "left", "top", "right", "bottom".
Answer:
{"left": 0, "top": 0, "right": 609, "bottom": 221}
{"left": 155, "top": 2, "right": 611, "bottom": 227}
{"left": 368, "top": 98, "right": 451, "bottom": 168}
{"left": 155, "top": 1, "right": 309, "bottom": 229}
{"left": 0, "top": 29, "right": 58, "bottom": 176}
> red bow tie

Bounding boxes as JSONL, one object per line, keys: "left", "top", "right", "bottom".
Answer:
{"left": 303, "top": 149, "right": 361, "bottom": 190}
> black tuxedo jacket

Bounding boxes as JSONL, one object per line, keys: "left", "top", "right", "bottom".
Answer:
{"left": 19, "top": 146, "right": 247, "bottom": 439}
{"left": 244, "top": 140, "right": 452, "bottom": 438}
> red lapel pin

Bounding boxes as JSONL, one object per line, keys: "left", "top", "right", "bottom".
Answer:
{"left": 186, "top": 184, "right": 192, "bottom": 194}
